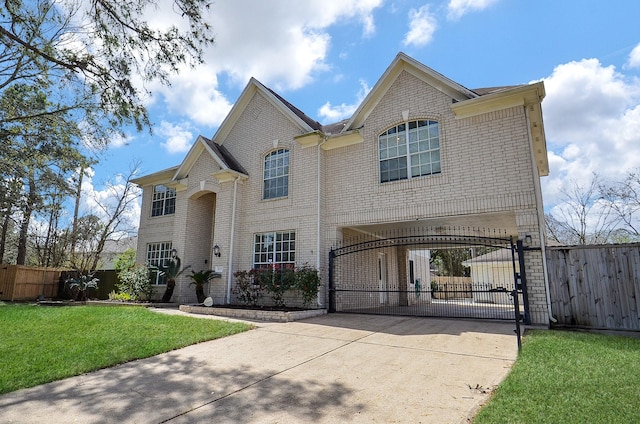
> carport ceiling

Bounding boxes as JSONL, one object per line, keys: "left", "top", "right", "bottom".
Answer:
{"left": 345, "top": 212, "right": 519, "bottom": 239}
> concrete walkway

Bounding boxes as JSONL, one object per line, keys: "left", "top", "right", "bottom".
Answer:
{"left": 0, "top": 312, "right": 518, "bottom": 423}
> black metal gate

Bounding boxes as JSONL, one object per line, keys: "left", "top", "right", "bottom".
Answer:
{"left": 328, "top": 226, "right": 529, "bottom": 326}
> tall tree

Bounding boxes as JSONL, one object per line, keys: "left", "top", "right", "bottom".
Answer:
{"left": 67, "top": 163, "right": 141, "bottom": 273}
{"left": 0, "top": 83, "right": 86, "bottom": 264}
{"left": 431, "top": 248, "right": 471, "bottom": 277}
{"left": 86, "top": 164, "right": 141, "bottom": 272}
{"left": 545, "top": 175, "right": 619, "bottom": 245}
{"left": 1, "top": 0, "right": 214, "bottom": 140}
{"left": 600, "top": 168, "right": 640, "bottom": 239}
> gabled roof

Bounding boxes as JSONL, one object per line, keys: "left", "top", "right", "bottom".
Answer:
{"left": 343, "top": 52, "right": 479, "bottom": 132}
{"left": 130, "top": 166, "right": 179, "bottom": 187}
{"left": 265, "top": 86, "right": 323, "bottom": 131}
{"left": 202, "top": 137, "right": 248, "bottom": 175}
{"left": 462, "top": 249, "right": 519, "bottom": 265}
{"left": 471, "top": 85, "right": 525, "bottom": 96}
{"left": 133, "top": 52, "right": 549, "bottom": 186}
{"left": 210, "top": 77, "right": 322, "bottom": 146}
{"left": 173, "top": 135, "right": 248, "bottom": 183}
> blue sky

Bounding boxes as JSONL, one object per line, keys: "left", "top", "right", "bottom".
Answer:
{"left": 87, "top": 0, "right": 640, "bottom": 230}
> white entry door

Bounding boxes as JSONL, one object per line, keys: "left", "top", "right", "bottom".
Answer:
{"left": 378, "top": 252, "right": 388, "bottom": 304}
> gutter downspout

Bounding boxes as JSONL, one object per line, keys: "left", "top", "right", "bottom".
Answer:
{"left": 226, "top": 176, "right": 239, "bottom": 304}
{"left": 525, "top": 105, "right": 557, "bottom": 324}
{"left": 316, "top": 137, "right": 327, "bottom": 307}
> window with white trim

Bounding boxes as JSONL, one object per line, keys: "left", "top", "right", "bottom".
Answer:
{"left": 151, "top": 185, "right": 176, "bottom": 217}
{"left": 253, "top": 231, "right": 296, "bottom": 268}
{"left": 379, "top": 120, "right": 441, "bottom": 183}
{"left": 263, "top": 149, "right": 289, "bottom": 199}
{"left": 146, "top": 242, "right": 173, "bottom": 285}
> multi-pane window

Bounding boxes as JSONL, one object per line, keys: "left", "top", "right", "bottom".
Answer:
{"left": 146, "top": 242, "right": 173, "bottom": 285}
{"left": 263, "top": 149, "right": 289, "bottom": 199}
{"left": 253, "top": 231, "right": 296, "bottom": 268}
{"left": 379, "top": 120, "right": 441, "bottom": 183}
{"left": 151, "top": 185, "right": 176, "bottom": 217}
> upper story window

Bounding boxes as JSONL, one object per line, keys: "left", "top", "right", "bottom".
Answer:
{"left": 253, "top": 230, "right": 296, "bottom": 269}
{"left": 151, "top": 185, "right": 176, "bottom": 217}
{"left": 263, "top": 148, "right": 289, "bottom": 200}
{"left": 379, "top": 120, "right": 441, "bottom": 183}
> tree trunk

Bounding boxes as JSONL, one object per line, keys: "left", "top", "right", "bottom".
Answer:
{"left": 161, "top": 279, "right": 176, "bottom": 302}
{"left": 70, "top": 168, "right": 84, "bottom": 264}
{"left": 0, "top": 205, "right": 11, "bottom": 263}
{"left": 16, "top": 172, "right": 37, "bottom": 265}
{"left": 195, "top": 284, "right": 205, "bottom": 303}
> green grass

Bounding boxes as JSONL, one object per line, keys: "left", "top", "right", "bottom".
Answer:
{"left": 473, "top": 329, "right": 640, "bottom": 423}
{"left": 0, "top": 304, "right": 252, "bottom": 394}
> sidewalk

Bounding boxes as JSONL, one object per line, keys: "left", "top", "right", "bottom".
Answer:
{"left": 0, "top": 313, "right": 518, "bottom": 423}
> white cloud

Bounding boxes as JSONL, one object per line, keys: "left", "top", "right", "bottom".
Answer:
{"left": 447, "top": 0, "right": 500, "bottom": 20}
{"left": 318, "top": 79, "right": 371, "bottom": 123}
{"left": 540, "top": 59, "right": 640, "bottom": 209}
{"left": 149, "top": 68, "right": 233, "bottom": 127}
{"left": 110, "top": 132, "right": 133, "bottom": 148}
{"left": 403, "top": 5, "right": 437, "bottom": 47}
{"left": 142, "top": 0, "right": 382, "bottom": 128}
{"left": 627, "top": 42, "right": 640, "bottom": 69}
{"left": 157, "top": 121, "right": 194, "bottom": 154}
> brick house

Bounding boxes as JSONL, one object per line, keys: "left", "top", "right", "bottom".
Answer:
{"left": 131, "top": 52, "right": 551, "bottom": 325}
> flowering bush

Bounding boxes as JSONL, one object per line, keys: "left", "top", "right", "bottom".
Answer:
{"left": 295, "top": 265, "right": 321, "bottom": 307}
{"left": 232, "top": 265, "right": 321, "bottom": 308}
{"left": 117, "top": 264, "right": 153, "bottom": 301}
{"left": 232, "top": 270, "right": 264, "bottom": 306}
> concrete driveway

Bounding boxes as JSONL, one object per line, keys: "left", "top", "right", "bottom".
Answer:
{"left": 0, "top": 312, "right": 518, "bottom": 423}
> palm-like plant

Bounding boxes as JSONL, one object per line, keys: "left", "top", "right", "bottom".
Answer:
{"left": 158, "top": 255, "right": 190, "bottom": 302}
{"left": 188, "top": 269, "right": 218, "bottom": 303}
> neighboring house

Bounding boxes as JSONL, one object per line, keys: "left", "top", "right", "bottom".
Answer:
{"left": 463, "top": 249, "right": 519, "bottom": 305}
{"left": 70, "top": 236, "right": 137, "bottom": 271}
{"left": 99, "top": 236, "right": 138, "bottom": 270}
{"left": 132, "top": 52, "right": 551, "bottom": 325}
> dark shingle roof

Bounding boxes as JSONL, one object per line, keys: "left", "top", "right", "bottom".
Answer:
{"left": 202, "top": 137, "right": 249, "bottom": 175}
{"left": 472, "top": 85, "right": 525, "bottom": 96}
{"left": 322, "top": 119, "right": 349, "bottom": 135}
{"left": 263, "top": 82, "right": 526, "bottom": 138}
{"left": 265, "top": 87, "right": 324, "bottom": 131}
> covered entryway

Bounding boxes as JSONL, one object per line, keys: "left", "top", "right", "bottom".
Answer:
{"left": 328, "top": 225, "right": 529, "bottom": 322}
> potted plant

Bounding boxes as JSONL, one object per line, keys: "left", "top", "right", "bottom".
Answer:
{"left": 188, "top": 269, "right": 219, "bottom": 303}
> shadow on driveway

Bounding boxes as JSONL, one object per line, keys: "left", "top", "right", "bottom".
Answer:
{"left": 0, "top": 313, "right": 517, "bottom": 423}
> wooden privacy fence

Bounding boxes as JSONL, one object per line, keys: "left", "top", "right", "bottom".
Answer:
{"left": 546, "top": 244, "right": 640, "bottom": 331}
{"left": 0, "top": 265, "right": 65, "bottom": 301}
{"left": 431, "top": 276, "right": 472, "bottom": 300}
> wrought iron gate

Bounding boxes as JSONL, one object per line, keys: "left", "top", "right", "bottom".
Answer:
{"left": 328, "top": 226, "right": 529, "bottom": 326}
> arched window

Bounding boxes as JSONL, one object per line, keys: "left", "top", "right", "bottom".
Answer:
{"left": 263, "top": 148, "right": 289, "bottom": 199}
{"left": 379, "top": 120, "right": 440, "bottom": 183}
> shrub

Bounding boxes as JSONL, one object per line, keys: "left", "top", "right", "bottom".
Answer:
{"left": 232, "top": 270, "right": 264, "bottom": 306}
{"left": 113, "top": 248, "right": 136, "bottom": 274}
{"left": 65, "top": 273, "right": 100, "bottom": 301}
{"left": 117, "top": 264, "right": 153, "bottom": 301}
{"left": 234, "top": 266, "right": 321, "bottom": 308}
{"left": 295, "top": 265, "right": 321, "bottom": 307}
{"left": 108, "top": 290, "right": 132, "bottom": 302}
{"left": 253, "top": 267, "right": 295, "bottom": 308}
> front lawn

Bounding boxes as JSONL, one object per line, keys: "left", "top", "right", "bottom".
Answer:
{"left": 0, "top": 304, "right": 252, "bottom": 394}
{"left": 473, "top": 329, "right": 640, "bottom": 423}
